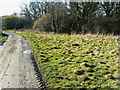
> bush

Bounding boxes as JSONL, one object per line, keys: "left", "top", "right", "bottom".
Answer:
{"left": 2, "top": 15, "right": 23, "bottom": 30}
{"left": 33, "top": 14, "right": 52, "bottom": 32}
{"left": 98, "top": 16, "right": 120, "bottom": 35}
{"left": 21, "top": 18, "right": 33, "bottom": 29}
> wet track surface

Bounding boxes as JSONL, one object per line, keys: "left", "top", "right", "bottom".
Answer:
{"left": 0, "top": 33, "right": 47, "bottom": 89}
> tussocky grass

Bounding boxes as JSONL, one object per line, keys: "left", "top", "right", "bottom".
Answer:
{"left": 6, "top": 30, "right": 119, "bottom": 88}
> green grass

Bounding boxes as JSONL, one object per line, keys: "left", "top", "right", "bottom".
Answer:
{"left": 0, "top": 33, "right": 8, "bottom": 44}
{"left": 6, "top": 30, "right": 119, "bottom": 88}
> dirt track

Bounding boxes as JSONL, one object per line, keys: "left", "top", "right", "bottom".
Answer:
{"left": 0, "top": 33, "right": 40, "bottom": 89}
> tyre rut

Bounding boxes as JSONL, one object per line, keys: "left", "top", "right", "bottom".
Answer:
{"left": 0, "top": 33, "right": 47, "bottom": 89}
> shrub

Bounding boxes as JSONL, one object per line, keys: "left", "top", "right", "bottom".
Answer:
{"left": 33, "top": 14, "right": 52, "bottom": 32}
{"left": 21, "top": 18, "right": 33, "bottom": 29}
{"left": 2, "top": 15, "right": 23, "bottom": 30}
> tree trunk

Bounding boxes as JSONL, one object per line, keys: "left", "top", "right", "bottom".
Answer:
{"left": 0, "top": 17, "right": 2, "bottom": 35}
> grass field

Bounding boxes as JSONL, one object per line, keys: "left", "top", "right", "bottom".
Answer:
{"left": 6, "top": 30, "right": 119, "bottom": 88}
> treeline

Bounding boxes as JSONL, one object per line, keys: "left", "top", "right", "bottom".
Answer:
{"left": 2, "top": 1, "right": 120, "bottom": 35}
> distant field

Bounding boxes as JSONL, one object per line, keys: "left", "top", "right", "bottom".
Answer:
{"left": 6, "top": 30, "right": 119, "bottom": 88}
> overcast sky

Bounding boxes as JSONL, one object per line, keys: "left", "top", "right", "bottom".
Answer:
{"left": 0, "top": 0, "right": 31, "bottom": 16}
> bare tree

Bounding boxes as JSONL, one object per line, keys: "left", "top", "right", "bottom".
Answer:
{"left": 0, "top": 17, "right": 2, "bottom": 35}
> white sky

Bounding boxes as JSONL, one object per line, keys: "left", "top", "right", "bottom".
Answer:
{"left": 0, "top": 0, "right": 31, "bottom": 16}
{"left": 0, "top": 0, "right": 63, "bottom": 17}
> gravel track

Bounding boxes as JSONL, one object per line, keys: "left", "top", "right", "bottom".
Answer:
{"left": 0, "top": 33, "right": 47, "bottom": 89}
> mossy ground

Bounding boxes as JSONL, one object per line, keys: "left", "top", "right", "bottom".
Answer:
{"left": 6, "top": 30, "right": 119, "bottom": 88}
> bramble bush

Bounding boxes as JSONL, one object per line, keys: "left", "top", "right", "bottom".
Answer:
{"left": 33, "top": 14, "right": 52, "bottom": 32}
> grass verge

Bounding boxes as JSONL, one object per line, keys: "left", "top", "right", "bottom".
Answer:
{"left": 0, "top": 33, "right": 8, "bottom": 45}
